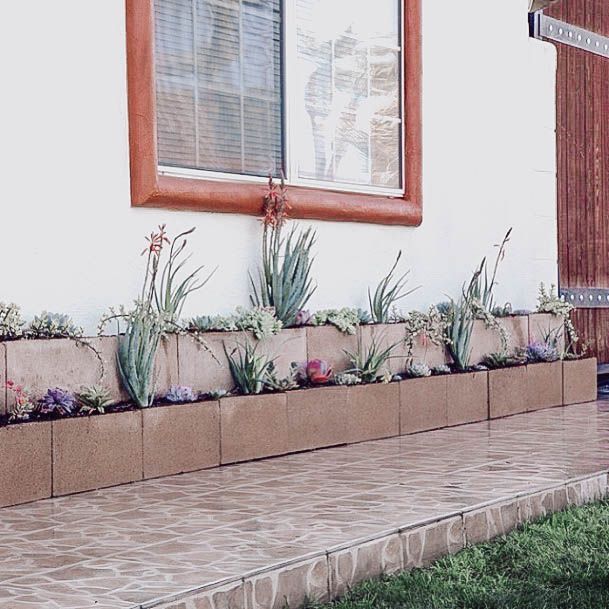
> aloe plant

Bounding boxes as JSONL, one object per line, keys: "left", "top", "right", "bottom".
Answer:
{"left": 224, "top": 341, "right": 275, "bottom": 395}
{"left": 369, "top": 251, "right": 417, "bottom": 323}
{"left": 249, "top": 176, "right": 317, "bottom": 327}
{"left": 470, "top": 228, "right": 512, "bottom": 313}
{"left": 344, "top": 334, "right": 399, "bottom": 383}
{"left": 445, "top": 263, "right": 483, "bottom": 371}
{"left": 117, "top": 308, "right": 163, "bottom": 408}
{"left": 156, "top": 227, "right": 216, "bottom": 324}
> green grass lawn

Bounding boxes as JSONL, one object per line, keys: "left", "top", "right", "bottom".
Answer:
{"left": 311, "top": 501, "right": 609, "bottom": 609}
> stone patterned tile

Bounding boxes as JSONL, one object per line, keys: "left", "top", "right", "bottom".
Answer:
{"left": 0, "top": 403, "right": 609, "bottom": 608}
{"left": 329, "top": 534, "right": 402, "bottom": 597}
{"left": 464, "top": 499, "right": 522, "bottom": 546}
{"left": 245, "top": 556, "right": 329, "bottom": 609}
{"left": 401, "top": 516, "right": 464, "bottom": 568}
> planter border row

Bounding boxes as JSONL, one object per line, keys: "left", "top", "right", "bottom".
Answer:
{"left": 0, "top": 358, "right": 596, "bottom": 509}
{"left": 0, "top": 313, "right": 563, "bottom": 415}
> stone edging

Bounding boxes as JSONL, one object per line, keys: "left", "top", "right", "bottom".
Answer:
{"left": 148, "top": 472, "right": 609, "bottom": 609}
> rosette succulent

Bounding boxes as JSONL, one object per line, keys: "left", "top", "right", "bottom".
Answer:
{"left": 165, "top": 385, "right": 197, "bottom": 403}
{"left": 526, "top": 341, "right": 560, "bottom": 363}
{"left": 39, "top": 387, "right": 76, "bottom": 416}
{"left": 0, "top": 303, "right": 25, "bottom": 340}
{"left": 77, "top": 385, "right": 112, "bottom": 414}
{"left": 334, "top": 373, "right": 362, "bottom": 386}
{"left": 405, "top": 362, "right": 432, "bottom": 378}
{"left": 27, "top": 312, "right": 83, "bottom": 339}
{"left": 294, "top": 359, "right": 333, "bottom": 385}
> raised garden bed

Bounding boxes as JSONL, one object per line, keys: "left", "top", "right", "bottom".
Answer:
{"left": 0, "top": 356, "right": 596, "bottom": 509}
{"left": 0, "top": 313, "right": 559, "bottom": 415}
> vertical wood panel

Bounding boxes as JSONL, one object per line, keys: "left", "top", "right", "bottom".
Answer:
{"left": 546, "top": 0, "right": 609, "bottom": 362}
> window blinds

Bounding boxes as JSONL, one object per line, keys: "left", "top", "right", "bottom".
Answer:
{"left": 154, "top": 0, "right": 401, "bottom": 192}
{"left": 155, "top": 0, "right": 283, "bottom": 177}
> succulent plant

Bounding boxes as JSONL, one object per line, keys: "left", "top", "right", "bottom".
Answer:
{"left": 188, "top": 314, "right": 238, "bottom": 333}
{"left": 27, "top": 312, "right": 83, "bottom": 339}
{"left": 224, "top": 340, "right": 275, "bottom": 395}
{"left": 234, "top": 307, "right": 282, "bottom": 339}
{"left": 5, "top": 380, "right": 35, "bottom": 422}
{"left": 294, "top": 309, "right": 313, "bottom": 326}
{"left": 402, "top": 306, "right": 450, "bottom": 355}
{"left": 431, "top": 364, "right": 452, "bottom": 376}
{"left": 39, "top": 387, "right": 76, "bottom": 417}
{"left": 207, "top": 389, "right": 229, "bottom": 400}
{"left": 293, "top": 359, "right": 333, "bottom": 386}
{"left": 344, "top": 334, "right": 398, "bottom": 384}
{"left": 311, "top": 308, "right": 361, "bottom": 335}
{"left": 77, "top": 385, "right": 113, "bottom": 414}
{"left": 481, "top": 352, "right": 526, "bottom": 369}
{"left": 536, "top": 282, "right": 581, "bottom": 355}
{"left": 333, "top": 373, "right": 362, "bottom": 386}
{"left": 265, "top": 362, "right": 299, "bottom": 392}
{"left": 0, "top": 303, "right": 25, "bottom": 340}
{"left": 369, "top": 251, "right": 417, "bottom": 323}
{"left": 405, "top": 362, "right": 432, "bottom": 378}
{"left": 249, "top": 180, "right": 317, "bottom": 327}
{"left": 356, "top": 308, "right": 373, "bottom": 325}
{"left": 526, "top": 341, "right": 560, "bottom": 363}
{"left": 188, "top": 307, "right": 282, "bottom": 340}
{"left": 165, "top": 384, "right": 197, "bottom": 403}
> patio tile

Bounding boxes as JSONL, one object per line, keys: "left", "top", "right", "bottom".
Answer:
{"left": 1, "top": 402, "right": 609, "bottom": 608}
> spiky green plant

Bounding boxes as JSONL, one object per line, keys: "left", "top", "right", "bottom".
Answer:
{"left": 481, "top": 351, "right": 525, "bottom": 370}
{"left": 249, "top": 176, "right": 317, "bottom": 327}
{"left": 470, "top": 228, "right": 512, "bottom": 313}
{"left": 369, "top": 251, "right": 417, "bottom": 323}
{"left": 118, "top": 308, "right": 163, "bottom": 408}
{"left": 445, "top": 263, "right": 483, "bottom": 371}
{"left": 344, "top": 334, "right": 399, "bottom": 384}
{"left": 77, "top": 385, "right": 113, "bottom": 414}
{"left": 156, "top": 227, "right": 216, "bottom": 324}
{"left": 107, "top": 226, "right": 207, "bottom": 408}
{"left": 224, "top": 341, "right": 275, "bottom": 395}
{"left": 250, "top": 225, "right": 317, "bottom": 327}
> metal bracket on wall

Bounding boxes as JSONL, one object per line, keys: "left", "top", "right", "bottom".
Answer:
{"left": 560, "top": 287, "right": 609, "bottom": 309}
{"left": 532, "top": 14, "right": 609, "bottom": 59}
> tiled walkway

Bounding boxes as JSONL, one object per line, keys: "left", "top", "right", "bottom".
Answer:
{"left": 2, "top": 402, "right": 609, "bottom": 609}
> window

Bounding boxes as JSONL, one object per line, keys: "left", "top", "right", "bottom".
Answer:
{"left": 126, "top": 0, "right": 421, "bottom": 225}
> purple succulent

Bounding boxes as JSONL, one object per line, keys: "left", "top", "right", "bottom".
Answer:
{"left": 39, "top": 387, "right": 76, "bottom": 416}
{"left": 526, "top": 341, "right": 559, "bottom": 363}
{"left": 294, "top": 310, "right": 312, "bottom": 326}
{"left": 294, "top": 359, "right": 333, "bottom": 385}
{"left": 165, "top": 384, "right": 197, "bottom": 403}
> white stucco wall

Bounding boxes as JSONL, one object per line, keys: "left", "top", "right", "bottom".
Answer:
{"left": 0, "top": 0, "right": 557, "bottom": 333}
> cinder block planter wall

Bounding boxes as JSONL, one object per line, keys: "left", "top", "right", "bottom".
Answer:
{"left": 0, "top": 314, "right": 598, "bottom": 509}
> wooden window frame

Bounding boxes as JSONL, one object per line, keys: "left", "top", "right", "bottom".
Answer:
{"left": 126, "top": 0, "right": 422, "bottom": 226}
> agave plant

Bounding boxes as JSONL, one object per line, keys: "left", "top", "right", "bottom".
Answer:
{"left": 224, "top": 341, "right": 275, "bottom": 395}
{"left": 344, "top": 334, "right": 399, "bottom": 384}
{"left": 77, "top": 385, "right": 113, "bottom": 414}
{"left": 249, "top": 176, "right": 317, "bottom": 327}
{"left": 369, "top": 251, "right": 418, "bottom": 323}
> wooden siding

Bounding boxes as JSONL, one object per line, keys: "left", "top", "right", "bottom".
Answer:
{"left": 547, "top": 0, "right": 609, "bottom": 362}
